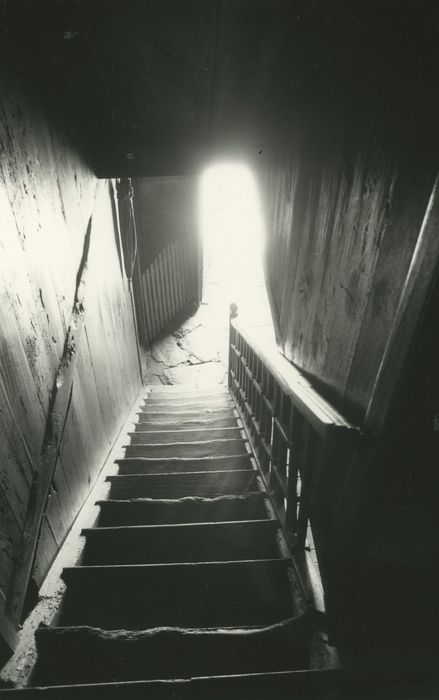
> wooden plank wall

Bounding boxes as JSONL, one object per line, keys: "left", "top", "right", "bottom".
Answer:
{"left": 133, "top": 176, "right": 202, "bottom": 346}
{"left": 0, "top": 66, "right": 141, "bottom": 632}
{"left": 261, "top": 138, "right": 437, "bottom": 423}
{"left": 260, "top": 113, "right": 438, "bottom": 426}
{"left": 136, "top": 237, "right": 201, "bottom": 346}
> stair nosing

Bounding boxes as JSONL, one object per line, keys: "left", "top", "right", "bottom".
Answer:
{"left": 136, "top": 411, "right": 237, "bottom": 416}
{"left": 123, "top": 440, "right": 248, "bottom": 449}
{"left": 96, "top": 493, "right": 268, "bottom": 505}
{"left": 140, "top": 400, "right": 234, "bottom": 406}
{"left": 81, "top": 518, "right": 277, "bottom": 535}
{"left": 129, "top": 427, "right": 241, "bottom": 435}
{"left": 118, "top": 456, "right": 257, "bottom": 474}
{"left": 63, "top": 557, "right": 291, "bottom": 574}
{"left": 106, "top": 469, "right": 257, "bottom": 480}
{"left": 116, "top": 455, "right": 251, "bottom": 463}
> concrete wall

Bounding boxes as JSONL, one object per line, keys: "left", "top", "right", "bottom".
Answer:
{"left": 0, "top": 65, "right": 141, "bottom": 633}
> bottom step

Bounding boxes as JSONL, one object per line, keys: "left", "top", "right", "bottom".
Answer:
{"left": 58, "top": 559, "right": 295, "bottom": 629}
{"left": 33, "top": 616, "right": 311, "bottom": 685}
{"left": 1, "top": 669, "right": 436, "bottom": 699}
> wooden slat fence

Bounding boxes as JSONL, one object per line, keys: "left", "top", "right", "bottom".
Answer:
{"left": 135, "top": 237, "right": 201, "bottom": 347}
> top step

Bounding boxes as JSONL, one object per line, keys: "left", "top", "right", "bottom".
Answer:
{"left": 143, "top": 387, "right": 230, "bottom": 398}
{"left": 142, "top": 396, "right": 233, "bottom": 408}
{"left": 140, "top": 403, "right": 233, "bottom": 414}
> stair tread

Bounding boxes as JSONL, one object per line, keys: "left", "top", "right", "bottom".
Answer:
{"left": 135, "top": 417, "right": 239, "bottom": 429}
{"left": 141, "top": 399, "right": 233, "bottom": 408}
{"left": 96, "top": 494, "right": 269, "bottom": 526}
{"left": 136, "top": 410, "right": 236, "bottom": 422}
{"left": 141, "top": 405, "right": 234, "bottom": 413}
{"left": 59, "top": 559, "right": 295, "bottom": 629}
{"left": 125, "top": 438, "right": 247, "bottom": 446}
{"left": 80, "top": 519, "right": 280, "bottom": 564}
{"left": 116, "top": 455, "right": 251, "bottom": 474}
{"left": 106, "top": 470, "right": 260, "bottom": 499}
{"left": 84, "top": 518, "right": 272, "bottom": 531}
{"left": 1, "top": 669, "right": 434, "bottom": 699}
{"left": 33, "top": 615, "right": 310, "bottom": 685}
{"left": 107, "top": 469, "right": 256, "bottom": 478}
{"left": 144, "top": 388, "right": 230, "bottom": 396}
{"left": 124, "top": 438, "right": 248, "bottom": 459}
{"left": 129, "top": 427, "right": 242, "bottom": 443}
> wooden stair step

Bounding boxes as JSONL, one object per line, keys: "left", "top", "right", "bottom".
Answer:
{"left": 58, "top": 559, "right": 295, "bottom": 629}
{"left": 129, "top": 427, "right": 242, "bottom": 443}
{"left": 136, "top": 410, "right": 236, "bottom": 422}
{"left": 0, "top": 665, "right": 439, "bottom": 700}
{"left": 143, "top": 388, "right": 230, "bottom": 398}
{"left": 124, "top": 439, "right": 248, "bottom": 459}
{"left": 33, "top": 615, "right": 310, "bottom": 685}
{"left": 141, "top": 398, "right": 233, "bottom": 410}
{"left": 116, "top": 455, "right": 252, "bottom": 474}
{"left": 95, "top": 494, "right": 270, "bottom": 526}
{"left": 0, "top": 669, "right": 433, "bottom": 699}
{"left": 106, "top": 470, "right": 260, "bottom": 499}
{"left": 135, "top": 416, "right": 239, "bottom": 429}
{"left": 80, "top": 520, "right": 280, "bottom": 565}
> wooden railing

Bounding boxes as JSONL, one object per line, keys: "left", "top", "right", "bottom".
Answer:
{"left": 228, "top": 311, "right": 361, "bottom": 614}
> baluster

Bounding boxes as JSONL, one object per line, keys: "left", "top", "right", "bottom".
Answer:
{"left": 228, "top": 303, "right": 237, "bottom": 393}
{"left": 253, "top": 357, "right": 263, "bottom": 456}
{"left": 248, "top": 347, "right": 255, "bottom": 432}
{"left": 257, "top": 365, "right": 270, "bottom": 475}
{"left": 269, "top": 384, "right": 282, "bottom": 513}
{"left": 297, "top": 423, "right": 317, "bottom": 549}
{"left": 286, "top": 407, "right": 304, "bottom": 540}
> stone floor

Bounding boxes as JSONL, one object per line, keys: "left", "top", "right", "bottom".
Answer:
{"left": 143, "top": 278, "right": 275, "bottom": 388}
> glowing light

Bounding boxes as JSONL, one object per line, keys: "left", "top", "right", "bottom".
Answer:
{"left": 200, "top": 162, "right": 265, "bottom": 287}
{"left": 199, "top": 162, "right": 273, "bottom": 328}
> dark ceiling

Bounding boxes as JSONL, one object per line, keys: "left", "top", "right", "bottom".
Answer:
{"left": 2, "top": 0, "right": 438, "bottom": 176}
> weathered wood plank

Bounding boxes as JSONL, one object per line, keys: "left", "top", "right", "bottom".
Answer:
{"left": 33, "top": 614, "right": 309, "bottom": 685}
{"left": 80, "top": 520, "right": 279, "bottom": 565}
{"left": 262, "top": 124, "right": 438, "bottom": 422}
{"left": 96, "top": 493, "right": 269, "bottom": 527}
{"left": 106, "top": 470, "right": 259, "bottom": 499}
{"left": 124, "top": 439, "right": 248, "bottom": 459}
{"left": 59, "top": 559, "right": 294, "bottom": 629}
{"left": 0, "top": 68, "right": 141, "bottom": 640}
{"left": 365, "top": 176, "right": 439, "bottom": 431}
{"left": 116, "top": 454, "right": 252, "bottom": 474}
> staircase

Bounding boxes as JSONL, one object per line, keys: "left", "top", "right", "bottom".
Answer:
{"left": 3, "top": 385, "right": 316, "bottom": 698}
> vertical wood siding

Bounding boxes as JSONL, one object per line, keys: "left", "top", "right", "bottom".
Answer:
{"left": 136, "top": 236, "right": 201, "bottom": 347}
{"left": 0, "top": 68, "right": 141, "bottom": 634}
{"left": 261, "top": 127, "right": 438, "bottom": 424}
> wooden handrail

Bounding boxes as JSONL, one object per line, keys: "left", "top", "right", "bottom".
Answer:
{"left": 228, "top": 309, "right": 362, "bottom": 632}
{"left": 231, "top": 318, "right": 359, "bottom": 439}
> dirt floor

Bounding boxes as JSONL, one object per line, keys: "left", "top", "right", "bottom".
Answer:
{"left": 143, "top": 276, "right": 274, "bottom": 387}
